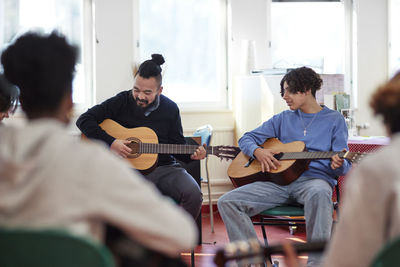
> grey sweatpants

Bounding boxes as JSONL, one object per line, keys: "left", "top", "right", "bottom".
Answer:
{"left": 217, "top": 176, "right": 333, "bottom": 267}
{"left": 145, "top": 163, "right": 203, "bottom": 220}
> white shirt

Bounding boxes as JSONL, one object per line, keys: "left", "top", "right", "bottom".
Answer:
{"left": 322, "top": 134, "right": 400, "bottom": 267}
{"left": 0, "top": 119, "right": 197, "bottom": 256}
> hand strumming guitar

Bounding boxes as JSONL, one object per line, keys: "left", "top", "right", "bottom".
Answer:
{"left": 111, "top": 139, "right": 132, "bottom": 158}
{"left": 253, "top": 147, "right": 281, "bottom": 172}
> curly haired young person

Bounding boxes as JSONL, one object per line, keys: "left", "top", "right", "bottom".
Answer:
{"left": 218, "top": 67, "right": 351, "bottom": 267}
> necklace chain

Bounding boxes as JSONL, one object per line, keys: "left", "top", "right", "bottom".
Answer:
{"left": 299, "top": 111, "right": 319, "bottom": 136}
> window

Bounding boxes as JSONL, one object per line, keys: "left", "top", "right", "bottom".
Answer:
{"left": 0, "top": 0, "right": 93, "bottom": 107}
{"left": 389, "top": 0, "right": 400, "bottom": 77}
{"left": 138, "top": 0, "right": 228, "bottom": 110}
{"left": 270, "top": 0, "right": 345, "bottom": 74}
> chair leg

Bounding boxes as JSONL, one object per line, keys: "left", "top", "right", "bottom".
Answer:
{"left": 205, "top": 158, "right": 214, "bottom": 233}
{"left": 207, "top": 181, "right": 214, "bottom": 233}
{"left": 260, "top": 217, "right": 273, "bottom": 264}
{"left": 191, "top": 248, "right": 195, "bottom": 267}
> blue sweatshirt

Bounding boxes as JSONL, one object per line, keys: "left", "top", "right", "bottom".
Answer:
{"left": 238, "top": 106, "right": 351, "bottom": 187}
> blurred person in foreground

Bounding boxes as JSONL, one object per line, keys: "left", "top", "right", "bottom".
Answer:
{"left": 0, "top": 31, "right": 196, "bottom": 266}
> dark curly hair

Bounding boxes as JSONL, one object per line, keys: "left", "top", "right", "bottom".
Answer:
{"left": 0, "top": 74, "right": 19, "bottom": 113}
{"left": 135, "top": 54, "right": 165, "bottom": 88}
{"left": 1, "top": 31, "right": 77, "bottom": 119}
{"left": 280, "top": 67, "right": 323, "bottom": 98}
{"left": 370, "top": 72, "right": 400, "bottom": 134}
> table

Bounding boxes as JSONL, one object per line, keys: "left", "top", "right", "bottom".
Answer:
{"left": 347, "top": 136, "right": 390, "bottom": 152}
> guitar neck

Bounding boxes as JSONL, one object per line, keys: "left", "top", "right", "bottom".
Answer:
{"left": 215, "top": 240, "right": 326, "bottom": 267}
{"left": 279, "top": 151, "right": 344, "bottom": 160}
{"left": 139, "top": 143, "right": 213, "bottom": 155}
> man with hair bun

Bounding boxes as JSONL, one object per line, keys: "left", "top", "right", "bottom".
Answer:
{"left": 77, "top": 54, "right": 205, "bottom": 220}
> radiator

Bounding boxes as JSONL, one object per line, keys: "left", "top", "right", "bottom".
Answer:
{"left": 184, "top": 128, "right": 236, "bottom": 203}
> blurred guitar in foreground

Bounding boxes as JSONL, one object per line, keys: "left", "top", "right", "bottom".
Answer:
{"left": 214, "top": 238, "right": 326, "bottom": 267}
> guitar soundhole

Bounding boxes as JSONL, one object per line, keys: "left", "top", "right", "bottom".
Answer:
{"left": 126, "top": 137, "right": 141, "bottom": 158}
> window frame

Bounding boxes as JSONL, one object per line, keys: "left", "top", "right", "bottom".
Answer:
{"left": 133, "top": 0, "right": 229, "bottom": 112}
{"left": 388, "top": 0, "right": 400, "bottom": 78}
{"left": 77, "top": 0, "right": 95, "bottom": 111}
{"left": 266, "top": 0, "right": 355, "bottom": 104}
{"left": 0, "top": 0, "right": 95, "bottom": 112}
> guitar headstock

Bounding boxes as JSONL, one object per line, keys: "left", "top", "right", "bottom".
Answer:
{"left": 214, "top": 238, "right": 327, "bottom": 267}
{"left": 343, "top": 151, "right": 368, "bottom": 163}
{"left": 214, "top": 239, "right": 264, "bottom": 267}
{"left": 211, "top": 146, "right": 241, "bottom": 161}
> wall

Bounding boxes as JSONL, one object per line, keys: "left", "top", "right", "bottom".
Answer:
{"left": 94, "top": 0, "right": 135, "bottom": 104}
{"left": 353, "top": 0, "right": 388, "bottom": 136}
{"left": 229, "top": 0, "right": 270, "bottom": 77}
{"left": 92, "top": 0, "right": 392, "bottom": 138}
{"left": 229, "top": 0, "right": 391, "bottom": 137}
{"left": 4, "top": 0, "right": 392, "bottom": 202}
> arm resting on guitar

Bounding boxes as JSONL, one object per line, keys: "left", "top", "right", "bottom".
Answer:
{"left": 238, "top": 116, "right": 280, "bottom": 158}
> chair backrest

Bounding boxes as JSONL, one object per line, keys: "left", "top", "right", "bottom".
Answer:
{"left": 0, "top": 228, "right": 115, "bottom": 267}
{"left": 193, "top": 124, "right": 213, "bottom": 146}
{"left": 370, "top": 237, "right": 400, "bottom": 267}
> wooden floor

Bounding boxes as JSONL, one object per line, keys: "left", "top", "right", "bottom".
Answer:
{"left": 181, "top": 207, "right": 308, "bottom": 267}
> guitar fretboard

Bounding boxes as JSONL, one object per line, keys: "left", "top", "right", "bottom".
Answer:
{"left": 139, "top": 143, "right": 213, "bottom": 155}
{"left": 279, "top": 151, "right": 344, "bottom": 160}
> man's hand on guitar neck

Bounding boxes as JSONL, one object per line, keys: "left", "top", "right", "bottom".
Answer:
{"left": 253, "top": 147, "right": 281, "bottom": 172}
{"left": 330, "top": 153, "right": 345, "bottom": 170}
{"left": 190, "top": 144, "right": 207, "bottom": 160}
{"left": 111, "top": 139, "right": 133, "bottom": 158}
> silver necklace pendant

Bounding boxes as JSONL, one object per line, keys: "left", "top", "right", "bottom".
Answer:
{"left": 299, "top": 109, "right": 320, "bottom": 137}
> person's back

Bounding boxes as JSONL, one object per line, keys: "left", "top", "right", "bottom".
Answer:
{"left": 0, "top": 120, "right": 197, "bottom": 254}
{"left": 322, "top": 72, "right": 400, "bottom": 267}
{"left": 0, "top": 31, "right": 197, "bottom": 261}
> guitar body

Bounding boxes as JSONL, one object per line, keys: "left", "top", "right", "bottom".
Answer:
{"left": 227, "top": 138, "right": 309, "bottom": 187}
{"left": 99, "top": 119, "right": 159, "bottom": 173}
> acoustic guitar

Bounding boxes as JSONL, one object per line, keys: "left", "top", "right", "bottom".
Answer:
{"left": 94, "top": 119, "right": 240, "bottom": 173}
{"left": 227, "top": 138, "right": 365, "bottom": 187}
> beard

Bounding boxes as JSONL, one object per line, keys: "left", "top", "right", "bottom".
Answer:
{"left": 133, "top": 93, "right": 161, "bottom": 117}
{"left": 135, "top": 97, "right": 149, "bottom": 107}
{"left": 134, "top": 97, "right": 157, "bottom": 115}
